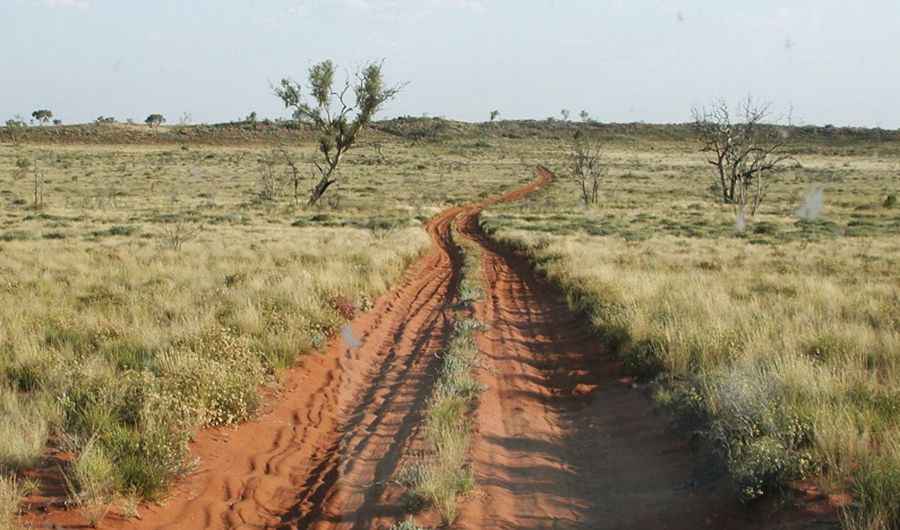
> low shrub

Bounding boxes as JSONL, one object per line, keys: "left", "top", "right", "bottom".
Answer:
{"left": 0, "top": 475, "right": 22, "bottom": 530}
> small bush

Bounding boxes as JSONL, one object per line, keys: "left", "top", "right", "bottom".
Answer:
{"left": 0, "top": 475, "right": 22, "bottom": 530}
{"left": 623, "top": 340, "right": 665, "bottom": 380}
{"left": 847, "top": 453, "right": 900, "bottom": 529}
{"left": 0, "top": 387, "right": 52, "bottom": 471}
{"left": 703, "top": 363, "right": 817, "bottom": 502}
{"left": 64, "top": 438, "right": 116, "bottom": 526}
{"left": 884, "top": 194, "right": 897, "bottom": 209}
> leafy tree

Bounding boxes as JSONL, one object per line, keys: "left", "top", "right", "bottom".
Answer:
{"left": 32, "top": 109, "right": 53, "bottom": 125}
{"left": 275, "top": 60, "right": 402, "bottom": 206}
{"left": 489, "top": 110, "right": 500, "bottom": 122}
{"left": 53, "top": 119, "right": 62, "bottom": 126}
{"left": 5, "top": 116, "right": 27, "bottom": 145}
{"left": 560, "top": 109, "right": 571, "bottom": 122}
{"left": 579, "top": 110, "right": 590, "bottom": 123}
{"left": 245, "top": 111, "right": 258, "bottom": 130}
{"left": 145, "top": 114, "right": 166, "bottom": 128}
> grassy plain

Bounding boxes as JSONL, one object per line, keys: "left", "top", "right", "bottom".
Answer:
{"left": 483, "top": 136, "right": 900, "bottom": 528}
{"left": 0, "top": 131, "right": 528, "bottom": 524}
{"left": 0, "top": 120, "right": 898, "bottom": 529}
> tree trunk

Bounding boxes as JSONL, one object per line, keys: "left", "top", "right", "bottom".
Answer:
{"left": 308, "top": 176, "right": 336, "bottom": 206}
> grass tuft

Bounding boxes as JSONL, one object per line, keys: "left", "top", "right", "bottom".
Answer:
{"left": 400, "top": 235, "right": 484, "bottom": 526}
{"left": 0, "top": 475, "right": 22, "bottom": 530}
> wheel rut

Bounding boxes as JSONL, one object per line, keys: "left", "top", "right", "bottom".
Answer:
{"left": 452, "top": 167, "right": 826, "bottom": 530}
{"left": 25, "top": 167, "right": 825, "bottom": 530}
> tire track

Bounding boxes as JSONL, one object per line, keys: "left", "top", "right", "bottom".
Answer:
{"left": 25, "top": 204, "right": 467, "bottom": 529}
{"left": 453, "top": 168, "right": 825, "bottom": 530}
{"left": 25, "top": 166, "right": 825, "bottom": 530}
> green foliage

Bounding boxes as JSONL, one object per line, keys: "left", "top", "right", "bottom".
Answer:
{"left": 884, "top": 194, "right": 897, "bottom": 209}
{"left": 32, "top": 109, "right": 53, "bottom": 125}
{"left": 64, "top": 437, "right": 116, "bottom": 526}
{"left": 4, "top": 118, "right": 25, "bottom": 129}
{"left": 400, "top": 241, "right": 483, "bottom": 526}
{"left": 847, "top": 455, "right": 900, "bottom": 530}
{"left": 275, "top": 60, "right": 402, "bottom": 205}
{"left": 145, "top": 114, "right": 165, "bottom": 128}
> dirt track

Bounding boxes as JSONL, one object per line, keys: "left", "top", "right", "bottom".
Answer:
{"left": 455, "top": 171, "right": 751, "bottom": 529}
{"left": 29, "top": 167, "right": 830, "bottom": 530}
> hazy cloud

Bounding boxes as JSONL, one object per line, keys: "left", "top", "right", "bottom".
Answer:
{"left": 45, "top": 0, "right": 90, "bottom": 9}
{"left": 288, "top": 0, "right": 485, "bottom": 18}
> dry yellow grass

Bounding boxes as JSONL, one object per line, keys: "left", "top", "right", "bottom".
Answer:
{"left": 0, "top": 131, "right": 532, "bottom": 513}
{"left": 484, "top": 138, "right": 900, "bottom": 527}
{"left": 1, "top": 126, "right": 897, "bottom": 526}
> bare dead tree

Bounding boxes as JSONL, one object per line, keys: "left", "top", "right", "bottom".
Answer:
{"left": 32, "top": 161, "right": 45, "bottom": 209}
{"left": 570, "top": 130, "right": 603, "bottom": 206}
{"left": 256, "top": 154, "right": 286, "bottom": 202}
{"left": 692, "top": 97, "right": 794, "bottom": 216}
{"left": 277, "top": 147, "right": 304, "bottom": 205}
{"left": 274, "top": 60, "right": 402, "bottom": 206}
{"left": 159, "top": 220, "right": 203, "bottom": 251}
{"left": 371, "top": 141, "right": 386, "bottom": 164}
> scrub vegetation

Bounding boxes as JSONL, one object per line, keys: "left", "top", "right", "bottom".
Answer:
{"left": 1, "top": 117, "right": 898, "bottom": 528}
{"left": 0, "top": 132, "right": 521, "bottom": 521}
{"left": 483, "top": 129, "right": 900, "bottom": 529}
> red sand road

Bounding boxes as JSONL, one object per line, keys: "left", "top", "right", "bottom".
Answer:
{"left": 26, "top": 204, "right": 466, "bottom": 530}
{"left": 24, "top": 167, "right": 836, "bottom": 530}
{"left": 451, "top": 167, "right": 835, "bottom": 530}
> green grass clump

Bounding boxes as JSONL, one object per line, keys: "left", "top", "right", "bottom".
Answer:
{"left": 64, "top": 438, "right": 116, "bottom": 526}
{"left": 407, "top": 321, "right": 481, "bottom": 524}
{"left": 400, "top": 238, "right": 484, "bottom": 526}
{"left": 0, "top": 386, "right": 53, "bottom": 472}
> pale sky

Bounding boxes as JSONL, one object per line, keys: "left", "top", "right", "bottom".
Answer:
{"left": 3, "top": 0, "right": 898, "bottom": 127}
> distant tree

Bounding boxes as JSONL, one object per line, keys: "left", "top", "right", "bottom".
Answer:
{"left": 561, "top": 109, "right": 571, "bottom": 122}
{"left": 96, "top": 116, "right": 117, "bottom": 124}
{"left": 145, "top": 114, "right": 166, "bottom": 128}
{"left": 32, "top": 109, "right": 53, "bottom": 125}
{"left": 490, "top": 110, "right": 500, "bottom": 122}
{"left": 16, "top": 156, "right": 46, "bottom": 209}
{"left": 692, "top": 97, "right": 793, "bottom": 216}
{"left": 5, "top": 117, "right": 27, "bottom": 145}
{"left": 246, "top": 111, "right": 258, "bottom": 130}
{"left": 53, "top": 119, "right": 62, "bottom": 126}
{"left": 275, "top": 59, "right": 402, "bottom": 206}
{"left": 579, "top": 110, "right": 590, "bottom": 123}
{"left": 570, "top": 130, "right": 602, "bottom": 206}
{"left": 178, "top": 112, "right": 192, "bottom": 125}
